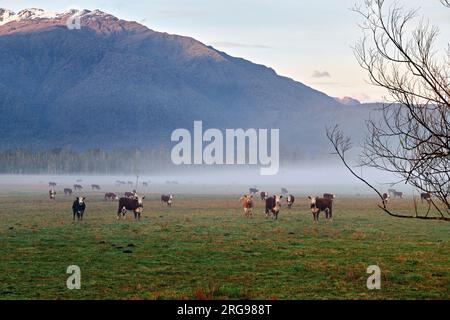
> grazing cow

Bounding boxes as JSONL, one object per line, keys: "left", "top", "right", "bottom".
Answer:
{"left": 420, "top": 192, "right": 432, "bottom": 203}
{"left": 124, "top": 191, "right": 135, "bottom": 198}
{"left": 287, "top": 194, "right": 295, "bottom": 209}
{"left": 382, "top": 193, "right": 390, "bottom": 205}
{"left": 388, "top": 188, "right": 396, "bottom": 196}
{"left": 308, "top": 196, "right": 333, "bottom": 222}
{"left": 281, "top": 188, "right": 288, "bottom": 195}
{"left": 265, "top": 195, "right": 283, "bottom": 220}
{"left": 260, "top": 191, "right": 268, "bottom": 201}
{"left": 91, "top": 184, "right": 101, "bottom": 190}
{"left": 323, "top": 193, "right": 336, "bottom": 200}
{"left": 49, "top": 182, "right": 57, "bottom": 187}
{"left": 161, "top": 194, "right": 174, "bottom": 206}
{"left": 64, "top": 188, "right": 73, "bottom": 195}
{"left": 73, "top": 184, "right": 83, "bottom": 191}
{"left": 117, "top": 195, "right": 145, "bottom": 220}
{"left": 72, "top": 197, "right": 86, "bottom": 221}
{"left": 49, "top": 189, "right": 56, "bottom": 200}
{"left": 239, "top": 195, "right": 254, "bottom": 218}
{"left": 393, "top": 191, "right": 403, "bottom": 198}
{"left": 104, "top": 192, "right": 118, "bottom": 201}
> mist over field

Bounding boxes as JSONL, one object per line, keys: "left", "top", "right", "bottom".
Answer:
{"left": 0, "top": 161, "right": 411, "bottom": 196}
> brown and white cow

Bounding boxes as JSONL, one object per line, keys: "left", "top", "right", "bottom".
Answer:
{"left": 308, "top": 196, "right": 333, "bottom": 222}
{"left": 161, "top": 194, "right": 174, "bottom": 206}
{"left": 104, "top": 192, "right": 118, "bottom": 201}
{"left": 265, "top": 195, "right": 282, "bottom": 220}
{"left": 323, "top": 193, "right": 336, "bottom": 200}
{"left": 49, "top": 189, "right": 56, "bottom": 200}
{"left": 420, "top": 192, "right": 432, "bottom": 203}
{"left": 382, "top": 193, "right": 390, "bottom": 205}
{"left": 117, "top": 195, "right": 145, "bottom": 220}
{"left": 239, "top": 194, "right": 254, "bottom": 218}
{"left": 287, "top": 194, "right": 295, "bottom": 209}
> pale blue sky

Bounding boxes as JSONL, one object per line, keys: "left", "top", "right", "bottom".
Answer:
{"left": 1, "top": 0, "right": 449, "bottom": 102}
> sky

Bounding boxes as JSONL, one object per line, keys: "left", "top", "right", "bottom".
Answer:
{"left": 1, "top": 0, "right": 449, "bottom": 102}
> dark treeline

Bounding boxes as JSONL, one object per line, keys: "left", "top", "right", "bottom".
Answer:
{"left": 0, "top": 146, "right": 329, "bottom": 174}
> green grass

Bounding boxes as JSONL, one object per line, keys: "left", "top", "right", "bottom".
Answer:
{"left": 0, "top": 192, "right": 449, "bottom": 299}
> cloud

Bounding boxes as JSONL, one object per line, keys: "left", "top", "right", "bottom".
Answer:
{"left": 311, "top": 70, "right": 331, "bottom": 78}
{"left": 211, "top": 41, "right": 270, "bottom": 49}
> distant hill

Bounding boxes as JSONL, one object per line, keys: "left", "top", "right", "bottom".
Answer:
{"left": 0, "top": 8, "right": 377, "bottom": 155}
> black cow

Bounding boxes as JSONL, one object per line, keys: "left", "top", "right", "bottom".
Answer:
{"left": 161, "top": 194, "right": 174, "bottom": 206}
{"left": 73, "top": 184, "right": 83, "bottom": 191}
{"left": 265, "top": 195, "right": 282, "bottom": 220}
{"left": 323, "top": 193, "right": 336, "bottom": 200}
{"left": 420, "top": 192, "right": 431, "bottom": 203}
{"left": 117, "top": 196, "right": 145, "bottom": 220}
{"left": 260, "top": 191, "right": 268, "bottom": 201}
{"left": 49, "top": 182, "right": 57, "bottom": 187}
{"left": 72, "top": 197, "right": 86, "bottom": 221}
{"left": 249, "top": 187, "right": 259, "bottom": 195}
{"left": 287, "top": 194, "right": 295, "bottom": 209}
{"left": 308, "top": 196, "right": 333, "bottom": 222}
{"left": 64, "top": 188, "right": 73, "bottom": 195}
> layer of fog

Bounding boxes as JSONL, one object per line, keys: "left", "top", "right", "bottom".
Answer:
{"left": 0, "top": 160, "right": 416, "bottom": 196}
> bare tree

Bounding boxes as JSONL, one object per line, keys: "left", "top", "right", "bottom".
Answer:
{"left": 328, "top": 0, "right": 450, "bottom": 221}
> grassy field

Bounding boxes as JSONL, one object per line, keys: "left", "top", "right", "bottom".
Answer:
{"left": 0, "top": 191, "right": 449, "bottom": 299}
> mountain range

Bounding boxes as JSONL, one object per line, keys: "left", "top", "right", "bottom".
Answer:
{"left": 0, "top": 8, "right": 376, "bottom": 155}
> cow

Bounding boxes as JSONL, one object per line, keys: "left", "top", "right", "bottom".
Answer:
{"left": 249, "top": 187, "right": 259, "bottom": 195}
{"left": 64, "top": 188, "right": 73, "bottom": 195}
{"left": 382, "top": 193, "right": 390, "bottom": 205}
{"left": 117, "top": 195, "right": 144, "bottom": 220}
{"left": 142, "top": 182, "right": 148, "bottom": 187}
{"left": 49, "top": 182, "right": 57, "bottom": 187}
{"left": 287, "top": 194, "right": 295, "bottom": 209}
{"left": 388, "top": 188, "right": 397, "bottom": 196}
{"left": 239, "top": 195, "right": 254, "bottom": 218}
{"left": 72, "top": 197, "right": 86, "bottom": 221}
{"left": 49, "top": 189, "right": 56, "bottom": 200}
{"left": 127, "top": 181, "right": 134, "bottom": 185}
{"left": 73, "top": 184, "right": 83, "bottom": 191}
{"left": 260, "top": 191, "right": 268, "bottom": 201}
{"left": 161, "top": 194, "right": 174, "bottom": 206}
{"left": 104, "top": 192, "right": 118, "bottom": 201}
{"left": 124, "top": 191, "right": 135, "bottom": 198}
{"left": 265, "top": 195, "right": 283, "bottom": 220}
{"left": 281, "top": 188, "right": 288, "bottom": 195}
{"left": 116, "top": 180, "right": 126, "bottom": 185}
{"left": 323, "top": 193, "right": 336, "bottom": 200}
{"left": 420, "top": 192, "right": 432, "bottom": 203}
{"left": 393, "top": 191, "right": 403, "bottom": 198}
{"left": 91, "top": 184, "right": 101, "bottom": 190}
{"left": 308, "top": 196, "right": 333, "bottom": 222}
{"left": 76, "top": 179, "right": 83, "bottom": 182}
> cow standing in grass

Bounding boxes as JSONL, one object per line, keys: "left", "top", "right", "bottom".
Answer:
{"left": 260, "top": 191, "right": 268, "bottom": 201}
{"left": 64, "top": 188, "right": 72, "bottom": 195}
{"left": 239, "top": 195, "right": 254, "bottom": 218}
{"left": 104, "top": 192, "right": 118, "bottom": 201}
{"left": 382, "top": 193, "right": 390, "bottom": 206}
{"left": 308, "top": 196, "right": 332, "bottom": 222}
{"left": 420, "top": 192, "right": 432, "bottom": 204}
{"left": 91, "top": 184, "right": 101, "bottom": 191}
{"left": 72, "top": 197, "right": 86, "bottom": 221}
{"left": 118, "top": 195, "right": 144, "bottom": 220}
{"left": 287, "top": 194, "right": 295, "bottom": 209}
{"left": 49, "top": 189, "right": 56, "bottom": 200}
{"left": 161, "top": 194, "right": 174, "bottom": 206}
{"left": 73, "top": 184, "right": 83, "bottom": 191}
{"left": 265, "top": 195, "right": 282, "bottom": 220}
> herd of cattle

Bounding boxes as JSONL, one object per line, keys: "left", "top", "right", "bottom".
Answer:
{"left": 46, "top": 182, "right": 432, "bottom": 223}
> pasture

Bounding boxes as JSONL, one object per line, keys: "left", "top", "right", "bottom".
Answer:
{"left": 0, "top": 191, "right": 449, "bottom": 299}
